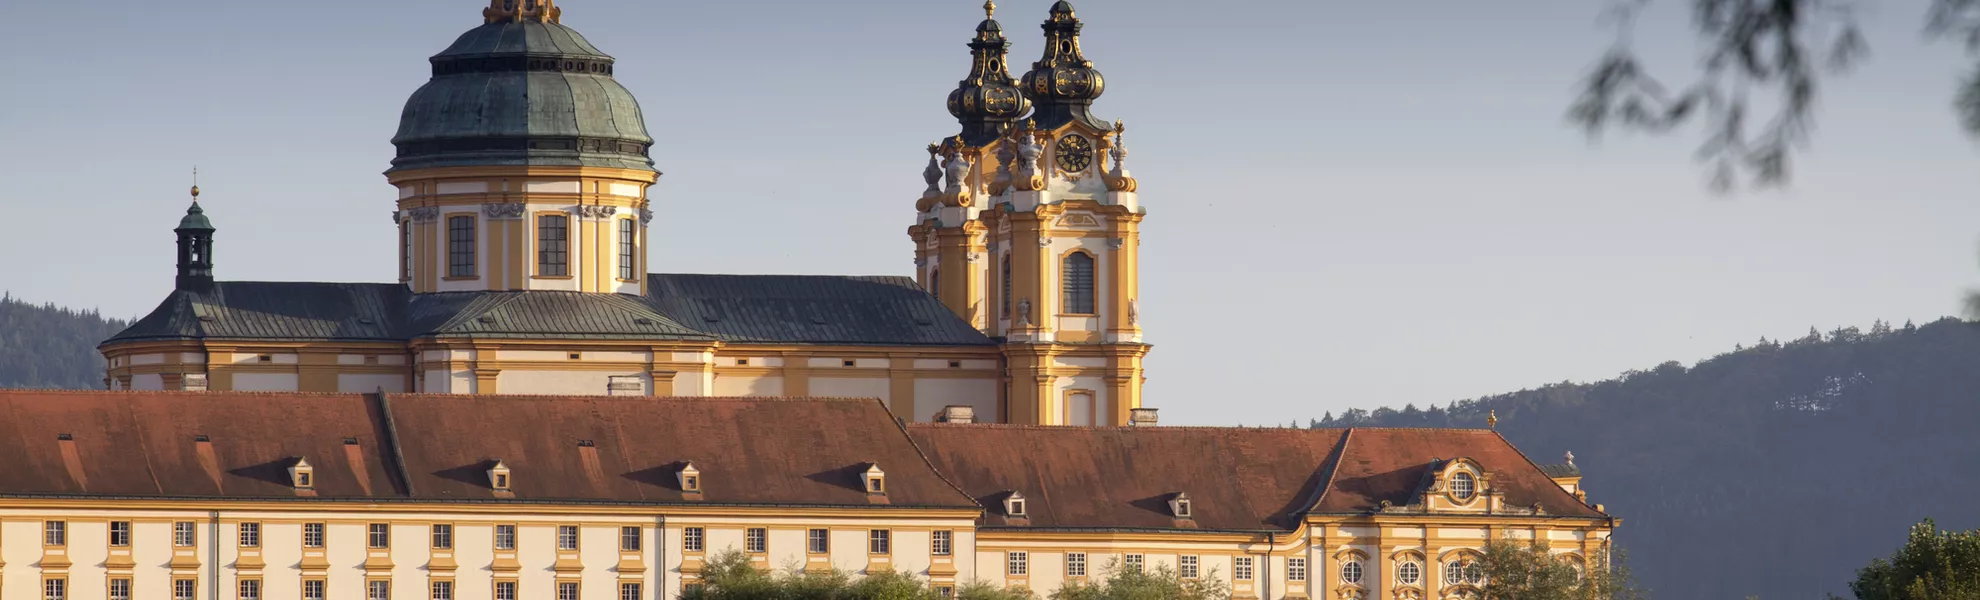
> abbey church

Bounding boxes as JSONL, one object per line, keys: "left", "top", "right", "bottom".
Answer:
{"left": 101, "top": 0, "right": 1147, "bottom": 426}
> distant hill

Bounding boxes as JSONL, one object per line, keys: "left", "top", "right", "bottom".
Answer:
{"left": 0, "top": 294, "right": 128, "bottom": 390}
{"left": 1309, "top": 318, "right": 1980, "bottom": 600}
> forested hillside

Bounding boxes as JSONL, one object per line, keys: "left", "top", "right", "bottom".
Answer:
{"left": 1310, "top": 318, "right": 1980, "bottom": 600}
{"left": 0, "top": 294, "right": 127, "bottom": 389}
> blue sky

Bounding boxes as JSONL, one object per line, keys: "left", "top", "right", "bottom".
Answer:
{"left": 2, "top": 0, "right": 1975, "bottom": 425}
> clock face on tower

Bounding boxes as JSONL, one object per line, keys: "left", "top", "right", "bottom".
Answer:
{"left": 1055, "top": 135, "right": 1094, "bottom": 173}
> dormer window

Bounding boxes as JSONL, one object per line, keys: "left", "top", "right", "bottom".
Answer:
{"left": 1004, "top": 491, "right": 1027, "bottom": 517}
{"left": 864, "top": 464, "right": 886, "bottom": 494}
{"left": 1168, "top": 492, "right": 1193, "bottom": 518}
{"left": 678, "top": 462, "right": 701, "bottom": 492}
{"left": 288, "top": 458, "right": 315, "bottom": 490}
{"left": 488, "top": 460, "right": 512, "bottom": 491}
{"left": 1451, "top": 472, "right": 1476, "bottom": 501}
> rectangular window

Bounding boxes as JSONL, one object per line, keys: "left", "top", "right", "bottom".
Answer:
{"left": 239, "top": 579, "right": 262, "bottom": 600}
{"left": 1006, "top": 551, "right": 1028, "bottom": 576}
{"left": 1234, "top": 557, "right": 1255, "bottom": 581}
{"left": 930, "top": 530, "right": 952, "bottom": 556}
{"left": 43, "top": 521, "right": 65, "bottom": 546}
{"left": 1288, "top": 558, "right": 1309, "bottom": 582}
{"left": 401, "top": 223, "right": 413, "bottom": 281}
{"left": 303, "top": 580, "right": 326, "bottom": 600}
{"left": 368, "top": 523, "right": 391, "bottom": 549}
{"left": 558, "top": 525, "right": 580, "bottom": 551}
{"left": 682, "top": 527, "right": 704, "bottom": 552}
{"left": 1124, "top": 554, "right": 1144, "bottom": 573}
{"left": 431, "top": 580, "right": 453, "bottom": 600}
{"left": 868, "top": 529, "right": 891, "bottom": 554}
{"left": 1062, "top": 252, "right": 1097, "bottom": 314}
{"left": 807, "top": 528, "right": 829, "bottom": 554}
{"left": 618, "top": 218, "right": 637, "bottom": 280}
{"left": 746, "top": 528, "right": 767, "bottom": 554}
{"left": 431, "top": 524, "right": 453, "bottom": 549}
{"left": 110, "top": 579, "right": 132, "bottom": 600}
{"left": 43, "top": 578, "right": 65, "bottom": 600}
{"left": 303, "top": 523, "right": 325, "bottom": 548}
{"left": 558, "top": 582, "right": 580, "bottom": 600}
{"left": 174, "top": 580, "right": 197, "bottom": 600}
{"left": 109, "top": 521, "right": 132, "bottom": 547}
{"left": 173, "top": 521, "right": 196, "bottom": 547}
{"left": 448, "top": 215, "right": 475, "bottom": 278}
{"left": 494, "top": 582, "right": 517, "bottom": 600}
{"left": 620, "top": 583, "right": 643, "bottom": 600}
{"left": 239, "top": 522, "right": 260, "bottom": 548}
{"left": 621, "top": 526, "right": 643, "bottom": 552}
{"left": 1181, "top": 555, "right": 1200, "bottom": 579}
{"left": 369, "top": 580, "right": 391, "bottom": 600}
{"left": 537, "top": 214, "right": 568, "bottom": 276}
{"left": 1066, "top": 552, "right": 1087, "bottom": 577}
{"left": 494, "top": 525, "right": 517, "bottom": 550}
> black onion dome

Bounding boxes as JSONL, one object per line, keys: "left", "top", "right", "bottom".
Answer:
{"left": 947, "top": 2, "right": 1031, "bottom": 147}
{"left": 390, "top": 7, "right": 654, "bottom": 173}
{"left": 1019, "top": 1, "right": 1108, "bottom": 131}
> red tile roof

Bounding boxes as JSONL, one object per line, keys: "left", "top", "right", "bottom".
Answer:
{"left": 909, "top": 425, "right": 1610, "bottom": 531}
{"left": 906, "top": 425, "right": 1350, "bottom": 531}
{"left": 1313, "top": 428, "right": 1607, "bottom": 518}
{"left": 0, "top": 391, "right": 401, "bottom": 498}
{"left": 0, "top": 390, "right": 975, "bottom": 509}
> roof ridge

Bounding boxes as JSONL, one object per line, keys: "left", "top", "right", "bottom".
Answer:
{"left": 881, "top": 401, "right": 985, "bottom": 509}
{"left": 905, "top": 422, "right": 1352, "bottom": 433}
{"left": 1299, "top": 428, "right": 1354, "bottom": 518}
{"left": 1489, "top": 429, "right": 1608, "bottom": 517}
{"left": 388, "top": 394, "right": 895, "bottom": 403}
{"left": 0, "top": 389, "right": 362, "bottom": 398}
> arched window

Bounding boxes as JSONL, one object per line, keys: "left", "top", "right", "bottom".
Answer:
{"left": 1061, "top": 252, "right": 1095, "bottom": 314}
{"left": 1002, "top": 253, "right": 1012, "bottom": 317}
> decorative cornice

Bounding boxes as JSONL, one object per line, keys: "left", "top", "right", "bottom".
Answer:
{"left": 639, "top": 208, "right": 654, "bottom": 225}
{"left": 482, "top": 203, "right": 526, "bottom": 220}
{"left": 577, "top": 205, "right": 618, "bottom": 219}
{"left": 407, "top": 207, "right": 440, "bottom": 223}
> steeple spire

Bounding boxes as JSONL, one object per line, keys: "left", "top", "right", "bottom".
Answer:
{"left": 1019, "top": 1, "right": 1108, "bottom": 131}
{"left": 947, "top": 1, "right": 1030, "bottom": 146}
{"left": 484, "top": 0, "right": 561, "bottom": 24}
{"left": 175, "top": 170, "right": 216, "bottom": 292}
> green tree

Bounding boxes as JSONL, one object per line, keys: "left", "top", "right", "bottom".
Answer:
{"left": 1849, "top": 519, "right": 1980, "bottom": 600}
{"left": 1571, "top": 0, "right": 1980, "bottom": 191}
{"left": 1475, "top": 538, "right": 1648, "bottom": 600}
{"left": 1050, "top": 559, "right": 1229, "bottom": 600}
{"left": 684, "top": 550, "right": 1038, "bottom": 600}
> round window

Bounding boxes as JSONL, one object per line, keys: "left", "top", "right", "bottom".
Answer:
{"left": 1445, "top": 560, "right": 1467, "bottom": 586}
{"left": 1451, "top": 471, "right": 1476, "bottom": 501}
{"left": 1341, "top": 560, "right": 1363, "bottom": 585}
{"left": 1397, "top": 561, "right": 1421, "bottom": 585}
{"left": 1465, "top": 562, "right": 1486, "bottom": 585}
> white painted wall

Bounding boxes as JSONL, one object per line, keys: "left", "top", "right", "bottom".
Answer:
{"left": 912, "top": 379, "right": 997, "bottom": 423}
{"left": 131, "top": 373, "right": 164, "bottom": 391}
{"left": 809, "top": 377, "right": 890, "bottom": 404}
{"left": 498, "top": 370, "right": 637, "bottom": 396}
{"left": 713, "top": 375, "right": 784, "bottom": 397}
{"left": 337, "top": 374, "right": 406, "bottom": 394}
{"left": 233, "top": 373, "right": 300, "bottom": 392}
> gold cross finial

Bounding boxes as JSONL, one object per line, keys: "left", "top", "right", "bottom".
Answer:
{"left": 984, "top": 0, "right": 996, "bottom": 19}
{"left": 190, "top": 166, "right": 200, "bottom": 199}
{"left": 1487, "top": 410, "right": 1498, "bottom": 430}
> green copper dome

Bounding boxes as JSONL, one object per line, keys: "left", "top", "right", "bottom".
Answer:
{"left": 390, "top": 15, "right": 655, "bottom": 173}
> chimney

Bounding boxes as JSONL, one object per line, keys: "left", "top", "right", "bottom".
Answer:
{"left": 1129, "top": 408, "right": 1159, "bottom": 427}
{"left": 937, "top": 405, "right": 976, "bottom": 424}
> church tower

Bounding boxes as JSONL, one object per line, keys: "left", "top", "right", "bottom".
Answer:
{"left": 388, "top": 0, "right": 657, "bottom": 295}
{"left": 911, "top": 1, "right": 1148, "bottom": 426}
{"left": 175, "top": 183, "right": 216, "bottom": 293}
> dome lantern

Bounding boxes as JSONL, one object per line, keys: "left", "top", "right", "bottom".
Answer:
{"left": 947, "top": 1, "right": 1031, "bottom": 147}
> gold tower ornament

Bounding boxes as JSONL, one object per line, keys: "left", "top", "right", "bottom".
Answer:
{"left": 485, "top": 0, "right": 561, "bottom": 24}
{"left": 1487, "top": 410, "right": 1498, "bottom": 430}
{"left": 984, "top": 0, "right": 996, "bottom": 19}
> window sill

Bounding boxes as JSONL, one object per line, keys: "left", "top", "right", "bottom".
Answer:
{"left": 533, "top": 275, "right": 575, "bottom": 280}
{"left": 442, "top": 276, "right": 479, "bottom": 281}
{"left": 615, "top": 278, "right": 641, "bottom": 283}
{"left": 1056, "top": 313, "right": 1098, "bottom": 317}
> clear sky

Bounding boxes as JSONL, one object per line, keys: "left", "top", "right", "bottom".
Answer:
{"left": 1, "top": 0, "right": 1974, "bottom": 426}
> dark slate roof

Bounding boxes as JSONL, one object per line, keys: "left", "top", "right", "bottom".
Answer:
{"left": 106, "top": 282, "right": 408, "bottom": 344}
{"left": 645, "top": 274, "right": 996, "bottom": 346}
{"left": 106, "top": 275, "right": 994, "bottom": 348}
{"left": 406, "top": 291, "right": 708, "bottom": 340}
{"left": 1540, "top": 463, "right": 1582, "bottom": 479}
